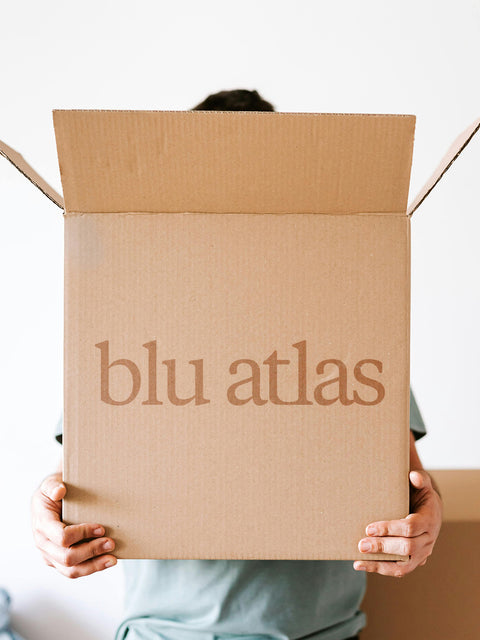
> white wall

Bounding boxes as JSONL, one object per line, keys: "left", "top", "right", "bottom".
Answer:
{"left": 0, "top": 1, "right": 479, "bottom": 638}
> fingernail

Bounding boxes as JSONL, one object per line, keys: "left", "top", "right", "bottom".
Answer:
{"left": 104, "top": 559, "right": 117, "bottom": 568}
{"left": 93, "top": 527, "right": 104, "bottom": 536}
{"left": 366, "top": 526, "right": 377, "bottom": 535}
{"left": 359, "top": 540, "right": 372, "bottom": 552}
{"left": 103, "top": 540, "right": 114, "bottom": 551}
{"left": 354, "top": 563, "right": 366, "bottom": 571}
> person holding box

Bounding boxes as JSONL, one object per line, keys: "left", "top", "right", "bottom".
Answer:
{"left": 31, "top": 90, "right": 443, "bottom": 640}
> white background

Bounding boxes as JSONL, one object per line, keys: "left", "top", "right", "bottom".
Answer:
{"left": 0, "top": 1, "right": 479, "bottom": 638}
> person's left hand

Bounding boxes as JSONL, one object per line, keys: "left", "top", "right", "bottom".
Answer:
{"left": 353, "top": 470, "right": 443, "bottom": 577}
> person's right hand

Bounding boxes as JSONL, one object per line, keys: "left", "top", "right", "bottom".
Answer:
{"left": 31, "top": 472, "right": 117, "bottom": 579}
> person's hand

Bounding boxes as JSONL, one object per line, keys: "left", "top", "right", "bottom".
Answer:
{"left": 353, "top": 469, "right": 443, "bottom": 577}
{"left": 31, "top": 472, "right": 117, "bottom": 579}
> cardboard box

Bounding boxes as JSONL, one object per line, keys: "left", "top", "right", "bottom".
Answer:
{"left": 362, "top": 470, "right": 480, "bottom": 640}
{"left": 1, "top": 111, "right": 478, "bottom": 560}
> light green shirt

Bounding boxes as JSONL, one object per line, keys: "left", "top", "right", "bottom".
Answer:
{"left": 55, "top": 388, "right": 426, "bottom": 640}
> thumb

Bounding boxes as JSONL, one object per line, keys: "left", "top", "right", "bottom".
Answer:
{"left": 409, "top": 469, "right": 429, "bottom": 490}
{"left": 41, "top": 476, "right": 67, "bottom": 502}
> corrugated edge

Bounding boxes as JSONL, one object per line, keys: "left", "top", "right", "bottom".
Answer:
{"left": 407, "top": 117, "right": 480, "bottom": 217}
{"left": 62, "top": 217, "right": 79, "bottom": 525}
{"left": 404, "top": 216, "right": 412, "bottom": 514}
{"left": 53, "top": 109, "right": 415, "bottom": 118}
{"left": 60, "top": 210, "right": 413, "bottom": 219}
{"left": 62, "top": 220, "right": 68, "bottom": 520}
{"left": 0, "top": 139, "right": 64, "bottom": 210}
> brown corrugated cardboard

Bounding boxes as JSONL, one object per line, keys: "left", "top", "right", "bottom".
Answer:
{"left": 0, "top": 139, "right": 64, "bottom": 208}
{"left": 52, "top": 110, "right": 415, "bottom": 214}
{"left": 407, "top": 117, "right": 480, "bottom": 216}
{"left": 362, "top": 470, "right": 480, "bottom": 640}
{"left": 55, "top": 111, "right": 414, "bottom": 561}
{"left": 62, "top": 210, "right": 410, "bottom": 560}
{"left": 1, "top": 111, "right": 478, "bottom": 561}
{"left": 428, "top": 469, "right": 480, "bottom": 521}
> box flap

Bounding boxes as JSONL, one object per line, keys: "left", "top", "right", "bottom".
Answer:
{"left": 407, "top": 117, "right": 480, "bottom": 216}
{"left": 0, "top": 139, "right": 64, "bottom": 209}
{"left": 53, "top": 110, "right": 415, "bottom": 215}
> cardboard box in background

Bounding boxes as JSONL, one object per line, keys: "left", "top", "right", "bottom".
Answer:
{"left": 1, "top": 111, "right": 478, "bottom": 560}
{"left": 362, "top": 470, "right": 480, "bottom": 640}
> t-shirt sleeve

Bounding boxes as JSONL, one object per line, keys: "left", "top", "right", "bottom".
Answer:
{"left": 54, "top": 412, "right": 63, "bottom": 445}
{"left": 409, "top": 387, "right": 427, "bottom": 441}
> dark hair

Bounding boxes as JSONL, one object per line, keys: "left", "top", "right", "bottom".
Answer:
{"left": 192, "top": 89, "right": 275, "bottom": 112}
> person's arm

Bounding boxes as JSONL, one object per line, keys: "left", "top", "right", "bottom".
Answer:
{"left": 353, "top": 431, "right": 443, "bottom": 577}
{"left": 31, "top": 454, "right": 117, "bottom": 578}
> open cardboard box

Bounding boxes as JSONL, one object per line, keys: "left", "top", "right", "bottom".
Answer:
{"left": 1, "top": 111, "right": 478, "bottom": 560}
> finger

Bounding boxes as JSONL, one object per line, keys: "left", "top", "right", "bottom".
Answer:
{"left": 365, "top": 514, "right": 427, "bottom": 538}
{"left": 40, "top": 552, "right": 54, "bottom": 567}
{"left": 358, "top": 533, "right": 429, "bottom": 557}
{"left": 50, "top": 553, "right": 117, "bottom": 579}
{"left": 47, "top": 522, "right": 106, "bottom": 548}
{"left": 34, "top": 485, "right": 106, "bottom": 547}
{"left": 40, "top": 535, "right": 115, "bottom": 567}
{"left": 34, "top": 501, "right": 66, "bottom": 543}
{"left": 353, "top": 558, "right": 416, "bottom": 578}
